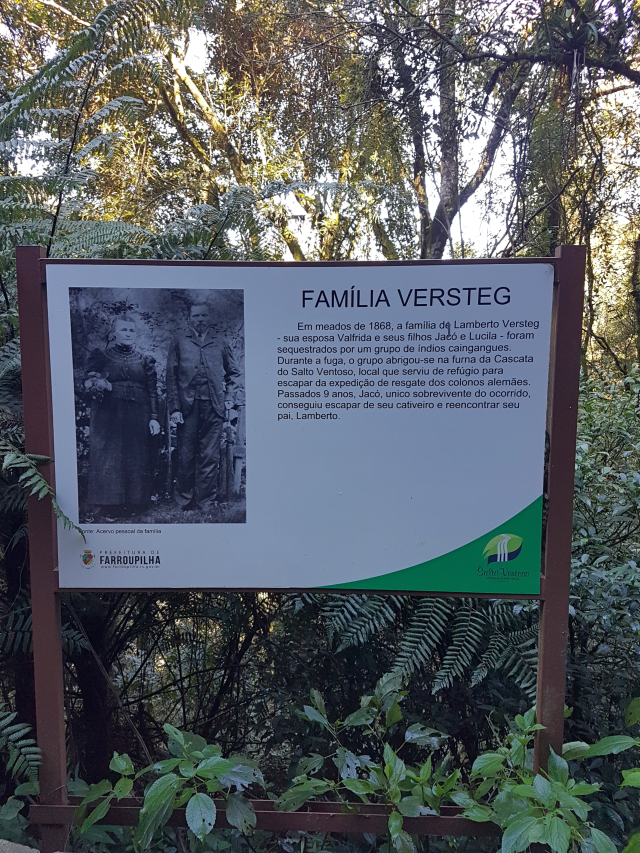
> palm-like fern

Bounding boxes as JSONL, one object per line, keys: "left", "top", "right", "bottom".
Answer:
{"left": 390, "top": 597, "right": 456, "bottom": 677}
{"left": 303, "top": 593, "right": 539, "bottom": 698}
{"left": 0, "top": 705, "right": 40, "bottom": 783}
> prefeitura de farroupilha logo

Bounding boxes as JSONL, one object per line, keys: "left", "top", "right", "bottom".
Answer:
{"left": 482, "top": 534, "right": 523, "bottom": 564}
{"left": 81, "top": 549, "right": 94, "bottom": 567}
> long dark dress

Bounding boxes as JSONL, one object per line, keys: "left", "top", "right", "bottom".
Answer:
{"left": 86, "top": 344, "right": 159, "bottom": 509}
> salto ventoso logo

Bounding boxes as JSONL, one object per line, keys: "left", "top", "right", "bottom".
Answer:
{"left": 483, "top": 534, "right": 523, "bottom": 564}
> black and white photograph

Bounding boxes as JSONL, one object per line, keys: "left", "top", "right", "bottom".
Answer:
{"left": 69, "top": 287, "right": 245, "bottom": 525}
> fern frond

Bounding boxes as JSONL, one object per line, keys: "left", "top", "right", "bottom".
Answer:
{"left": 335, "top": 595, "right": 402, "bottom": 651}
{"left": 432, "top": 606, "right": 488, "bottom": 693}
{"left": 470, "top": 632, "right": 508, "bottom": 686}
{"left": 390, "top": 598, "right": 456, "bottom": 677}
{"left": 0, "top": 441, "right": 84, "bottom": 537}
{"left": 0, "top": 705, "right": 40, "bottom": 782}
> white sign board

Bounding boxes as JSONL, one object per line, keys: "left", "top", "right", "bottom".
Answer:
{"left": 46, "top": 261, "right": 554, "bottom": 593}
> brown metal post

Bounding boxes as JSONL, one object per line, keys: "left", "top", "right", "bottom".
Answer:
{"left": 16, "top": 247, "right": 68, "bottom": 850}
{"left": 534, "top": 245, "right": 586, "bottom": 771}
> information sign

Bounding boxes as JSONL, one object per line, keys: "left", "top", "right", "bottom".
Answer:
{"left": 46, "top": 261, "right": 554, "bottom": 593}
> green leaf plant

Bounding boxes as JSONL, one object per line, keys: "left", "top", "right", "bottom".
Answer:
{"left": 76, "top": 695, "right": 640, "bottom": 853}
{"left": 452, "top": 709, "right": 640, "bottom": 853}
{"left": 76, "top": 724, "right": 264, "bottom": 850}
{"left": 277, "top": 675, "right": 454, "bottom": 853}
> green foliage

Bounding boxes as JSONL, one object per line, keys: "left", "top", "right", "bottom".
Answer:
{"left": 308, "top": 593, "right": 539, "bottom": 699}
{"left": 0, "top": 703, "right": 40, "bottom": 784}
{"left": 454, "top": 711, "right": 639, "bottom": 852}
{"left": 77, "top": 725, "right": 264, "bottom": 850}
{"left": 279, "top": 677, "right": 454, "bottom": 853}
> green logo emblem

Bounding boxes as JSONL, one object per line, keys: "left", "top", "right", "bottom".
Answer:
{"left": 483, "top": 534, "right": 523, "bottom": 564}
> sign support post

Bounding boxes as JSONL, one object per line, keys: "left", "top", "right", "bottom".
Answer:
{"left": 16, "top": 246, "right": 585, "bottom": 850}
{"left": 533, "top": 245, "right": 586, "bottom": 768}
{"left": 16, "top": 246, "right": 69, "bottom": 851}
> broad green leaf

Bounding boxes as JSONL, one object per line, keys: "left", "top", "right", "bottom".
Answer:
{"left": 183, "top": 732, "right": 207, "bottom": 754}
{"left": 343, "top": 778, "right": 376, "bottom": 797}
{"left": 0, "top": 798, "right": 22, "bottom": 821}
{"left": 114, "top": 777, "right": 133, "bottom": 800}
{"left": 384, "top": 747, "right": 406, "bottom": 786}
{"left": 186, "top": 792, "right": 216, "bottom": 841}
{"left": 333, "top": 747, "right": 359, "bottom": 780}
{"left": 463, "top": 804, "right": 494, "bottom": 823}
{"left": 302, "top": 705, "right": 330, "bottom": 729}
{"left": 562, "top": 741, "right": 590, "bottom": 760}
{"left": 474, "top": 777, "right": 494, "bottom": 800}
{"left": 622, "top": 769, "right": 640, "bottom": 788}
{"left": 590, "top": 828, "right": 617, "bottom": 853}
{"left": 548, "top": 749, "right": 569, "bottom": 785}
{"left": 375, "top": 673, "right": 403, "bottom": 706}
{"left": 141, "top": 773, "right": 183, "bottom": 815}
{"left": 388, "top": 810, "right": 403, "bottom": 837}
{"left": 176, "top": 787, "right": 196, "bottom": 807}
{"left": 625, "top": 698, "right": 640, "bottom": 728}
{"left": 163, "top": 724, "right": 185, "bottom": 746}
{"left": 435, "top": 768, "right": 459, "bottom": 796}
{"left": 197, "top": 757, "right": 233, "bottom": 779}
{"left": 532, "top": 775, "right": 556, "bottom": 809}
{"left": 179, "top": 760, "right": 196, "bottom": 778}
{"left": 509, "top": 785, "right": 538, "bottom": 800}
{"left": 14, "top": 782, "right": 38, "bottom": 796}
{"left": 501, "top": 816, "right": 539, "bottom": 853}
{"left": 153, "top": 758, "right": 182, "bottom": 773}
{"left": 391, "top": 829, "right": 414, "bottom": 853}
{"left": 398, "top": 796, "right": 422, "bottom": 817}
{"left": 80, "top": 779, "right": 113, "bottom": 806}
{"left": 109, "top": 752, "right": 134, "bottom": 776}
{"left": 556, "top": 790, "right": 589, "bottom": 821}
{"left": 80, "top": 793, "right": 114, "bottom": 834}
{"left": 385, "top": 700, "right": 403, "bottom": 728}
{"left": 530, "top": 821, "right": 550, "bottom": 844}
{"left": 585, "top": 736, "right": 637, "bottom": 757}
{"left": 344, "top": 707, "right": 376, "bottom": 727}
{"left": 622, "top": 831, "right": 640, "bottom": 853}
{"left": 225, "top": 792, "right": 256, "bottom": 834}
{"left": 548, "top": 816, "right": 571, "bottom": 853}
{"left": 451, "top": 792, "right": 494, "bottom": 823}
{"left": 471, "top": 753, "right": 505, "bottom": 777}
{"left": 218, "top": 764, "right": 258, "bottom": 790}
{"left": 309, "top": 689, "right": 326, "bottom": 718}
{"left": 277, "top": 778, "right": 331, "bottom": 812}
{"left": 571, "top": 782, "right": 600, "bottom": 795}
{"left": 450, "top": 791, "right": 475, "bottom": 809}
{"left": 418, "top": 756, "right": 432, "bottom": 782}
{"left": 405, "top": 724, "right": 445, "bottom": 748}
{"left": 134, "top": 785, "right": 178, "bottom": 851}
{"left": 297, "top": 753, "right": 324, "bottom": 776}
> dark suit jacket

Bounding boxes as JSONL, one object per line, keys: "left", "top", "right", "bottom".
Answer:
{"left": 166, "top": 329, "right": 242, "bottom": 419}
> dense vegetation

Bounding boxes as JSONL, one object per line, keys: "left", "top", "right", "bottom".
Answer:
{"left": 3, "top": 0, "right": 640, "bottom": 849}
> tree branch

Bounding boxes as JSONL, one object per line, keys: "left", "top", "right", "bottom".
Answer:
{"left": 167, "top": 53, "right": 248, "bottom": 184}
{"left": 35, "top": 0, "right": 90, "bottom": 26}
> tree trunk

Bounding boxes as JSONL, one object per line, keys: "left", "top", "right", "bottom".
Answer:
{"left": 430, "top": 0, "right": 458, "bottom": 259}
{"left": 389, "top": 33, "right": 431, "bottom": 258}
{"left": 631, "top": 234, "right": 640, "bottom": 365}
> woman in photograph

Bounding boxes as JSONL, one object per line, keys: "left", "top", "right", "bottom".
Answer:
{"left": 84, "top": 313, "right": 160, "bottom": 519}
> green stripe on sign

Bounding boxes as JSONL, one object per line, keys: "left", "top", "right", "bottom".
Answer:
{"left": 325, "top": 496, "right": 543, "bottom": 595}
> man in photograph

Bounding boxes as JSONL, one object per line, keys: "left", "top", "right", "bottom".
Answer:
{"left": 166, "top": 300, "right": 243, "bottom": 512}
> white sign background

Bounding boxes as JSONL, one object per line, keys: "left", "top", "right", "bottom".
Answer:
{"left": 46, "top": 262, "right": 554, "bottom": 589}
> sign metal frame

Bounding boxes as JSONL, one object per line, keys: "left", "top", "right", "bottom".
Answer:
{"left": 16, "top": 245, "right": 585, "bottom": 850}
